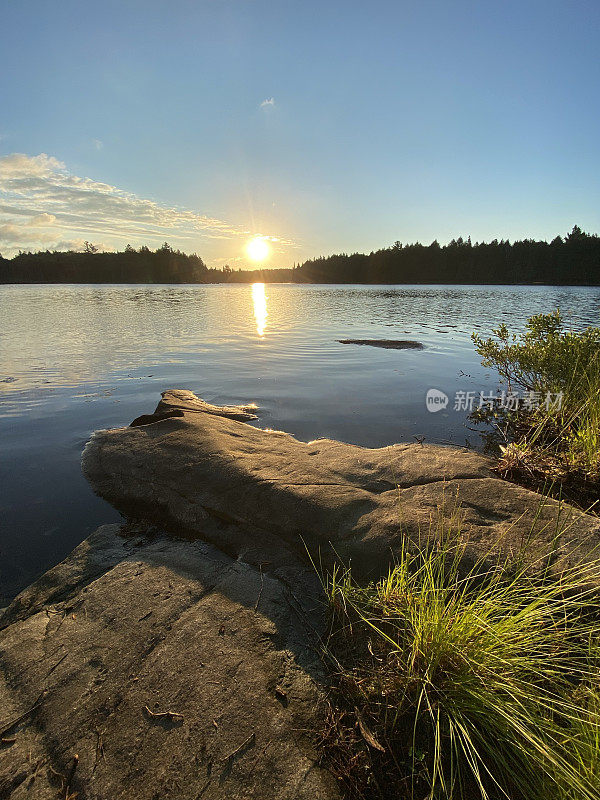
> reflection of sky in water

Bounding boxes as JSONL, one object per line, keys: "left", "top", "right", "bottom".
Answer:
{"left": 1, "top": 283, "right": 599, "bottom": 603}
{"left": 2, "top": 284, "right": 599, "bottom": 410}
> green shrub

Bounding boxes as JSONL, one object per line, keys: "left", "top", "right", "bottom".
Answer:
{"left": 471, "top": 310, "right": 600, "bottom": 480}
{"left": 471, "top": 310, "right": 600, "bottom": 399}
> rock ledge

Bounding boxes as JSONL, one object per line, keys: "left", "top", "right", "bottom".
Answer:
{"left": 2, "top": 389, "right": 599, "bottom": 799}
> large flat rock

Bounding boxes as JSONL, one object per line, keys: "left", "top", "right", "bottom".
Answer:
{"left": 0, "top": 524, "right": 338, "bottom": 799}
{"left": 83, "top": 390, "right": 600, "bottom": 578}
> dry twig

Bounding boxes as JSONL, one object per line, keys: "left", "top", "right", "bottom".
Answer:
{"left": 222, "top": 732, "right": 255, "bottom": 762}
{"left": 143, "top": 705, "right": 184, "bottom": 721}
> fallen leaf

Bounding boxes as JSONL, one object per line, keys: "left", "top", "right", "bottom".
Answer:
{"left": 354, "top": 707, "right": 385, "bottom": 752}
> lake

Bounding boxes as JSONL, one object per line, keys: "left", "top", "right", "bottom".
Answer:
{"left": 1, "top": 283, "right": 599, "bottom": 604}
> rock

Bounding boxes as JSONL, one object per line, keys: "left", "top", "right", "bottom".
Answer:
{"left": 156, "top": 389, "right": 259, "bottom": 421}
{"left": 130, "top": 390, "right": 260, "bottom": 428}
{"left": 3, "top": 389, "right": 599, "bottom": 799}
{"left": 0, "top": 524, "right": 339, "bottom": 799}
{"left": 83, "top": 390, "right": 600, "bottom": 580}
{"left": 338, "top": 339, "right": 424, "bottom": 349}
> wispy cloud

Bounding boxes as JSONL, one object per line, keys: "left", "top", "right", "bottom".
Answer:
{"left": 260, "top": 97, "right": 275, "bottom": 108}
{"left": 0, "top": 153, "right": 296, "bottom": 258}
{"left": 92, "top": 138, "right": 104, "bottom": 151}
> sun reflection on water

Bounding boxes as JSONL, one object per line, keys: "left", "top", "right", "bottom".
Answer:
{"left": 252, "top": 282, "right": 268, "bottom": 337}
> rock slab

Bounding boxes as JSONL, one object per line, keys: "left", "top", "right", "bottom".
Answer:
{"left": 0, "top": 525, "right": 338, "bottom": 799}
{"left": 83, "top": 390, "right": 600, "bottom": 578}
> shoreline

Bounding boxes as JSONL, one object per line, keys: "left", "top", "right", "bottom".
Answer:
{"left": 3, "top": 280, "right": 600, "bottom": 286}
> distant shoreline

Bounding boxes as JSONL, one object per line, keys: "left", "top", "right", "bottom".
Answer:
{"left": 2, "top": 281, "right": 600, "bottom": 287}
{"left": 2, "top": 226, "right": 598, "bottom": 285}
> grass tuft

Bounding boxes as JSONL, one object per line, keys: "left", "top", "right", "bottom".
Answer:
{"left": 320, "top": 517, "right": 600, "bottom": 799}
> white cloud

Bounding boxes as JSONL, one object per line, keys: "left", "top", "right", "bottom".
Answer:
{"left": 260, "top": 97, "right": 275, "bottom": 108}
{"left": 0, "top": 153, "right": 65, "bottom": 180}
{"left": 0, "top": 209, "right": 58, "bottom": 246}
{"left": 0, "top": 222, "right": 57, "bottom": 245}
{"left": 0, "top": 152, "right": 296, "bottom": 257}
{"left": 92, "top": 139, "right": 103, "bottom": 151}
{"left": 29, "top": 213, "right": 56, "bottom": 226}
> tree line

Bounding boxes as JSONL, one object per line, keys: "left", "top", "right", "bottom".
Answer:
{"left": 0, "top": 242, "right": 292, "bottom": 284}
{"left": 293, "top": 226, "right": 600, "bottom": 285}
{"left": 1, "top": 227, "right": 598, "bottom": 284}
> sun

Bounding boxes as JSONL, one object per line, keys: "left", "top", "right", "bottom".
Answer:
{"left": 246, "top": 236, "right": 270, "bottom": 262}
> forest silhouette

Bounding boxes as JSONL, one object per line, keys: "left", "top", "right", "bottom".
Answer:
{"left": 1, "top": 227, "right": 598, "bottom": 285}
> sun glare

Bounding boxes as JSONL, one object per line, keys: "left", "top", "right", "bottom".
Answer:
{"left": 252, "top": 282, "right": 268, "bottom": 336}
{"left": 246, "top": 236, "right": 270, "bottom": 262}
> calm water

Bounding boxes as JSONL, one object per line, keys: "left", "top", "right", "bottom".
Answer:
{"left": 1, "top": 283, "right": 599, "bottom": 604}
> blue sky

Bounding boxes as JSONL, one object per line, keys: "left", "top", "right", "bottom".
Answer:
{"left": 0, "top": 0, "right": 599, "bottom": 266}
